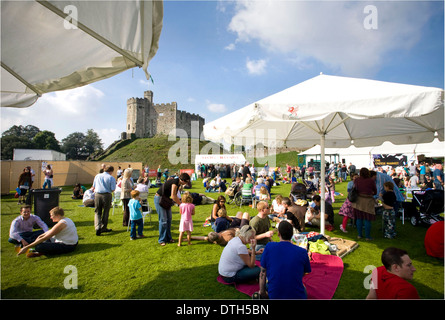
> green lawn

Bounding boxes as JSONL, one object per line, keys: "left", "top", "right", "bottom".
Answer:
{"left": 1, "top": 178, "right": 443, "bottom": 299}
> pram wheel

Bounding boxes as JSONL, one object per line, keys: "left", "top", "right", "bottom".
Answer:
{"left": 410, "top": 214, "right": 419, "bottom": 227}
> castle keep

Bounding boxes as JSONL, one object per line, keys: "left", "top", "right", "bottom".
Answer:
{"left": 126, "top": 91, "right": 205, "bottom": 139}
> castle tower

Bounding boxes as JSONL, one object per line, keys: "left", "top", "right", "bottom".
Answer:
{"left": 125, "top": 90, "right": 205, "bottom": 139}
{"left": 126, "top": 90, "right": 154, "bottom": 138}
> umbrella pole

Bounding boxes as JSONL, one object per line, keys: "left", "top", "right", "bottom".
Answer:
{"left": 320, "top": 134, "right": 326, "bottom": 234}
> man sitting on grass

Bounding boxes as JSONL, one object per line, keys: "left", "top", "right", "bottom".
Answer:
{"left": 9, "top": 205, "right": 49, "bottom": 249}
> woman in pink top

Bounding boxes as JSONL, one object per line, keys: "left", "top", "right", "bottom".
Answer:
{"left": 178, "top": 192, "right": 195, "bottom": 246}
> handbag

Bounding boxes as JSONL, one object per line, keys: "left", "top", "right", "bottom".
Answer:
{"left": 159, "top": 184, "right": 174, "bottom": 210}
{"left": 348, "top": 183, "right": 359, "bottom": 203}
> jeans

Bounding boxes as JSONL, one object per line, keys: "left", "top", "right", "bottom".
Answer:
{"left": 35, "top": 241, "right": 77, "bottom": 255}
{"left": 130, "top": 218, "right": 144, "bottom": 239}
{"left": 154, "top": 195, "right": 172, "bottom": 244}
{"left": 356, "top": 218, "right": 371, "bottom": 238}
{"left": 8, "top": 230, "right": 45, "bottom": 246}
{"left": 222, "top": 265, "right": 261, "bottom": 284}
{"left": 43, "top": 179, "right": 52, "bottom": 189}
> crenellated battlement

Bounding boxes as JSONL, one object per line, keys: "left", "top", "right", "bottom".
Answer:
{"left": 125, "top": 91, "right": 204, "bottom": 139}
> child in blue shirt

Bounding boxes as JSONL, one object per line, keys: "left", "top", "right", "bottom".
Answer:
{"left": 129, "top": 190, "right": 145, "bottom": 240}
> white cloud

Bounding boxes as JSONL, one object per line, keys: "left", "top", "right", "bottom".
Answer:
{"left": 206, "top": 101, "right": 227, "bottom": 113}
{"left": 226, "top": 1, "right": 434, "bottom": 76}
{"left": 224, "top": 43, "right": 236, "bottom": 51}
{"left": 98, "top": 128, "right": 121, "bottom": 149}
{"left": 0, "top": 85, "right": 114, "bottom": 146}
{"left": 246, "top": 58, "right": 267, "bottom": 75}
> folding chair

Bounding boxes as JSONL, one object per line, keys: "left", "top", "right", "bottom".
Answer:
{"left": 127, "top": 192, "right": 152, "bottom": 232}
{"left": 139, "top": 192, "right": 152, "bottom": 225}
{"left": 111, "top": 191, "right": 122, "bottom": 215}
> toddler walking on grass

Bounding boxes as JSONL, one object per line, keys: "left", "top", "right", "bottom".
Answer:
{"left": 129, "top": 190, "right": 145, "bottom": 240}
{"left": 178, "top": 193, "right": 195, "bottom": 246}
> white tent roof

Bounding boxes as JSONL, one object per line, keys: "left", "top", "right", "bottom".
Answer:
{"left": 204, "top": 74, "right": 444, "bottom": 149}
{"left": 204, "top": 74, "right": 444, "bottom": 234}
{"left": 301, "top": 139, "right": 444, "bottom": 158}
{"left": 1, "top": 0, "right": 163, "bottom": 108}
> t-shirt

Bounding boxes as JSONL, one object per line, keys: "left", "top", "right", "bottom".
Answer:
{"left": 129, "top": 198, "right": 142, "bottom": 220}
{"left": 249, "top": 215, "right": 271, "bottom": 245}
{"left": 218, "top": 237, "right": 249, "bottom": 277}
{"left": 372, "top": 266, "right": 419, "bottom": 299}
{"left": 215, "top": 217, "right": 230, "bottom": 233}
{"left": 260, "top": 241, "right": 311, "bottom": 299}
{"left": 382, "top": 191, "right": 396, "bottom": 208}
{"left": 156, "top": 178, "right": 180, "bottom": 198}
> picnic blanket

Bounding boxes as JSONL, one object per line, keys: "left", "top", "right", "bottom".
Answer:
{"left": 217, "top": 252, "right": 344, "bottom": 299}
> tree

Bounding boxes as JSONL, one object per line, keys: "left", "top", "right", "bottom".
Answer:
{"left": 2, "top": 124, "right": 40, "bottom": 140}
{"left": 84, "top": 129, "right": 103, "bottom": 155}
{"left": 61, "top": 132, "right": 87, "bottom": 160}
{"left": 61, "top": 129, "right": 103, "bottom": 160}
{"left": 1, "top": 124, "right": 41, "bottom": 160}
{"left": 0, "top": 135, "right": 35, "bottom": 160}
{"left": 32, "top": 130, "right": 61, "bottom": 151}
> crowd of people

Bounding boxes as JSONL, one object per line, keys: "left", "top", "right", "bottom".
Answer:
{"left": 9, "top": 159, "right": 443, "bottom": 300}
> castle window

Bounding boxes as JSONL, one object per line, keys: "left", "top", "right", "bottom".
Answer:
{"left": 159, "top": 112, "right": 164, "bottom": 116}
{"left": 128, "top": 124, "right": 130, "bottom": 130}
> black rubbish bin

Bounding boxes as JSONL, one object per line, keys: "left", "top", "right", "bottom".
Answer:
{"left": 31, "top": 188, "right": 62, "bottom": 227}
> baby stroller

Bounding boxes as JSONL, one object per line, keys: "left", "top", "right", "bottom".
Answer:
{"left": 409, "top": 189, "right": 444, "bottom": 226}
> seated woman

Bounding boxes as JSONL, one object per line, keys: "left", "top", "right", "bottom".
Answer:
{"left": 218, "top": 225, "right": 260, "bottom": 284}
{"left": 135, "top": 176, "right": 149, "bottom": 193}
{"left": 71, "top": 183, "right": 84, "bottom": 199}
{"left": 268, "top": 195, "right": 286, "bottom": 222}
{"left": 210, "top": 196, "right": 226, "bottom": 231}
{"left": 17, "top": 206, "right": 78, "bottom": 258}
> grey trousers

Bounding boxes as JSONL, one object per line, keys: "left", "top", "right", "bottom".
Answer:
{"left": 94, "top": 193, "right": 112, "bottom": 231}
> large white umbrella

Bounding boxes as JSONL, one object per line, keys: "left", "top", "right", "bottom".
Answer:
{"left": 203, "top": 74, "right": 444, "bottom": 234}
{"left": 1, "top": 0, "right": 163, "bottom": 108}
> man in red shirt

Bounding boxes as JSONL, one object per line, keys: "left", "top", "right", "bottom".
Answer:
{"left": 366, "top": 247, "right": 419, "bottom": 299}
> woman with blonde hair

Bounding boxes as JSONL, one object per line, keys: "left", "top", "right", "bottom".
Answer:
{"left": 218, "top": 225, "right": 260, "bottom": 284}
{"left": 17, "top": 206, "right": 78, "bottom": 258}
{"left": 121, "top": 168, "right": 134, "bottom": 226}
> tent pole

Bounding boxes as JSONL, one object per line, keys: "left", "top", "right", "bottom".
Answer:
{"left": 320, "top": 133, "right": 326, "bottom": 234}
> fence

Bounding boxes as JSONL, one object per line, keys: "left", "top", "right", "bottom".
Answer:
{"left": 1, "top": 160, "right": 142, "bottom": 195}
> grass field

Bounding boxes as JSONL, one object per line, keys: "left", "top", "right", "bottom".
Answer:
{"left": 1, "top": 178, "right": 443, "bottom": 300}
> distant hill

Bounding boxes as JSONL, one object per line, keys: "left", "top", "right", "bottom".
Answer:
{"left": 97, "top": 135, "right": 301, "bottom": 170}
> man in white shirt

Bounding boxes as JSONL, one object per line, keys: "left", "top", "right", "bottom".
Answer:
{"left": 9, "top": 205, "right": 49, "bottom": 247}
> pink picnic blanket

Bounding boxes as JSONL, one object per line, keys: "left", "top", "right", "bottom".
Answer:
{"left": 217, "top": 253, "right": 344, "bottom": 299}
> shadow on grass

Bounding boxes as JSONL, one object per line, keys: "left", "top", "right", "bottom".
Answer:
{"left": 125, "top": 263, "right": 247, "bottom": 300}
{"left": 1, "top": 284, "right": 86, "bottom": 299}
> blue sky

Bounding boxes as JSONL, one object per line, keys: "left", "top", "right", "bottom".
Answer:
{"left": 1, "top": 0, "right": 443, "bottom": 149}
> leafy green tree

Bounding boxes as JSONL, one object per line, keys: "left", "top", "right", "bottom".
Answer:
{"left": 84, "top": 129, "right": 103, "bottom": 155}
{"left": 32, "top": 130, "right": 61, "bottom": 151}
{"left": 61, "top": 132, "right": 87, "bottom": 160}
{"left": 2, "top": 124, "right": 40, "bottom": 140}
{"left": 0, "top": 135, "right": 35, "bottom": 160}
{"left": 1, "top": 124, "right": 41, "bottom": 160}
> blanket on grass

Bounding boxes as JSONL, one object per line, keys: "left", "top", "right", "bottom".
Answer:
{"left": 217, "top": 253, "right": 344, "bottom": 299}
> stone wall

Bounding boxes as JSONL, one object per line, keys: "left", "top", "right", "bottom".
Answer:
{"left": 126, "top": 91, "right": 205, "bottom": 139}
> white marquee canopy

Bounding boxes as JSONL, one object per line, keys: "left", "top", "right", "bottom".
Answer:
{"left": 1, "top": 0, "right": 163, "bottom": 108}
{"left": 204, "top": 74, "right": 444, "bottom": 234}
